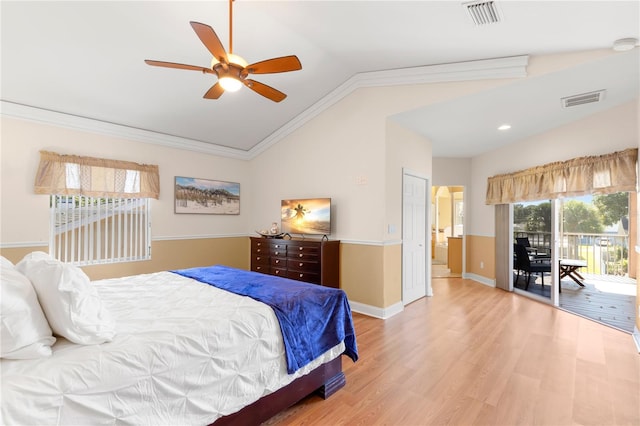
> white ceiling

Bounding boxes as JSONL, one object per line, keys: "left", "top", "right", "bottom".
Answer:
{"left": 1, "top": 1, "right": 639, "bottom": 158}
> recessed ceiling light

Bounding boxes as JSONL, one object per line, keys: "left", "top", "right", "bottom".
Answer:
{"left": 498, "top": 124, "right": 511, "bottom": 131}
{"left": 613, "top": 38, "right": 638, "bottom": 52}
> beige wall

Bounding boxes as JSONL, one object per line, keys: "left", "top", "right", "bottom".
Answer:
{"left": 432, "top": 158, "right": 471, "bottom": 187}
{"left": 0, "top": 117, "right": 252, "bottom": 283}
{"left": 339, "top": 243, "right": 385, "bottom": 306}
{"left": 465, "top": 235, "right": 496, "bottom": 279}
{"left": 2, "top": 49, "right": 637, "bottom": 315}
{"left": 384, "top": 120, "right": 432, "bottom": 242}
{"left": 0, "top": 237, "right": 249, "bottom": 280}
{"left": 0, "top": 117, "right": 251, "bottom": 245}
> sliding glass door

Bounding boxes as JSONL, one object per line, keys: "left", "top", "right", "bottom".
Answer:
{"left": 512, "top": 199, "right": 553, "bottom": 300}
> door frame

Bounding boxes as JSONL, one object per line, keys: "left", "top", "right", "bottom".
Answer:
{"left": 508, "top": 200, "right": 560, "bottom": 305}
{"left": 402, "top": 168, "right": 432, "bottom": 304}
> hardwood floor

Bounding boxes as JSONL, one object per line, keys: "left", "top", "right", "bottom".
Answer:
{"left": 266, "top": 277, "right": 640, "bottom": 425}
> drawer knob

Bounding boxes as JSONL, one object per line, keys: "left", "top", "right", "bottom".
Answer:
{"left": 299, "top": 247, "right": 303, "bottom": 251}
{"left": 257, "top": 249, "right": 261, "bottom": 253}
{"left": 299, "top": 262, "right": 303, "bottom": 267}
{"left": 299, "top": 273, "right": 304, "bottom": 278}
{"left": 275, "top": 270, "right": 281, "bottom": 275}
{"left": 256, "top": 256, "right": 261, "bottom": 261}
{"left": 275, "top": 251, "right": 280, "bottom": 256}
{"left": 256, "top": 266, "right": 262, "bottom": 270}
{"left": 299, "top": 254, "right": 303, "bottom": 258}
{"left": 275, "top": 260, "right": 280, "bottom": 264}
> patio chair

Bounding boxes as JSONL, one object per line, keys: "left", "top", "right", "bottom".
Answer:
{"left": 513, "top": 243, "right": 551, "bottom": 290}
{"left": 516, "top": 237, "right": 550, "bottom": 261}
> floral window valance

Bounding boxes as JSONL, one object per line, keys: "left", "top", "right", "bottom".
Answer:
{"left": 486, "top": 148, "right": 637, "bottom": 205}
{"left": 34, "top": 151, "right": 160, "bottom": 199}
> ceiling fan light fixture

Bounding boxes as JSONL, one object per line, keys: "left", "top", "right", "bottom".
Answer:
{"left": 146, "top": 11, "right": 301, "bottom": 102}
{"left": 227, "top": 53, "right": 248, "bottom": 67}
{"left": 219, "top": 76, "right": 243, "bottom": 92}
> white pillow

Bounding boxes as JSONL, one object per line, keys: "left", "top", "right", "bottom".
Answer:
{"left": 1, "top": 256, "right": 56, "bottom": 359}
{"left": 0, "top": 255, "right": 15, "bottom": 270}
{"left": 15, "top": 252, "right": 116, "bottom": 345}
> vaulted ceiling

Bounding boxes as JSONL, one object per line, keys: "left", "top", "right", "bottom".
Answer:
{"left": 1, "top": 1, "right": 638, "bottom": 158}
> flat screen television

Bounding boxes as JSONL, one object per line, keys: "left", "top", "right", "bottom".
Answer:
{"left": 281, "top": 198, "right": 331, "bottom": 235}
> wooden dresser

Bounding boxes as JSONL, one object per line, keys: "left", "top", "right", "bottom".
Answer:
{"left": 250, "top": 237, "right": 340, "bottom": 288}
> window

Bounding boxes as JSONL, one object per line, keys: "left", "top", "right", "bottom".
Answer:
{"left": 50, "top": 195, "right": 150, "bottom": 265}
{"left": 34, "top": 151, "right": 160, "bottom": 265}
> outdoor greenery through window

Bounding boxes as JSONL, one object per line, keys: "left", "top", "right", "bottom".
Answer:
{"left": 514, "top": 192, "right": 630, "bottom": 276}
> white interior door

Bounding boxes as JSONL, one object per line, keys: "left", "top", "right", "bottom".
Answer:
{"left": 403, "top": 172, "right": 428, "bottom": 305}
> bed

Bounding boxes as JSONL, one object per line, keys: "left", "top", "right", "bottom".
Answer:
{"left": 1, "top": 255, "right": 358, "bottom": 425}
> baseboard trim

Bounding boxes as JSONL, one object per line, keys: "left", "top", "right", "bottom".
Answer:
{"left": 349, "top": 300, "right": 404, "bottom": 319}
{"left": 464, "top": 272, "right": 496, "bottom": 287}
{"left": 633, "top": 326, "right": 640, "bottom": 353}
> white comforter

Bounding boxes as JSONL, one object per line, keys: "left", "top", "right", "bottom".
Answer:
{"left": 1, "top": 271, "right": 343, "bottom": 425}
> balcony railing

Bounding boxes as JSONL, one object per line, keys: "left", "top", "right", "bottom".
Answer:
{"left": 514, "top": 231, "right": 629, "bottom": 276}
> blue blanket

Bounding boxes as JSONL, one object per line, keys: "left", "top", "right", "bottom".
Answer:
{"left": 171, "top": 265, "right": 358, "bottom": 374}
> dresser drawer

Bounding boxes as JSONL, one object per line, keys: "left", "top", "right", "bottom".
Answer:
{"left": 270, "top": 242, "right": 288, "bottom": 251}
{"left": 271, "top": 247, "right": 287, "bottom": 258}
{"left": 287, "top": 251, "right": 318, "bottom": 261}
{"left": 251, "top": 264, "right": 270, "bottom": 274}
{"left": 286, "top": 270, "right": 320, "bottom": 284}
{"left": 271, "top": 257, "right": 287, "bottom": 268}
{"left": 252, "top": 245, "right": 269, "bottom": 255}
{"left": 251, "top": 239, "right": 269, "bottom": 250}
{"left": 272, "top": 267, "right": 287, "bottom": 278}
{"left": 287, "top": 259, "right": 319, "bottom": 273}
{"left": 288, "top": 243, "right": 319, "bottom": 257}
{"left": 252, "top": 254, "right": 270, "bottom": 266}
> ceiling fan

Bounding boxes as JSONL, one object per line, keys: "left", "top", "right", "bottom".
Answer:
{"left": 144, "top": 0, "right": 301, "bottom": 103}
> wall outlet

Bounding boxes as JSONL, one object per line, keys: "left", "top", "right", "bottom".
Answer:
{"left": 480, "top": 261, "right": 484, "bottom": 269}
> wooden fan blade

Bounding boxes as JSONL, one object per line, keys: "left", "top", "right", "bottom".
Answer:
{"left": 246, "top": 55, "right": 302, "bottom": 74}
{"left": 203, "top": 82, "right": 225, "bottom": 99}
{"left": 244, "top": 79, "right": 286, "bottom": 102}
{"left": 190, "top": 21, "right": 228, "bottom": 63}
{"left": 144, "top": 60, "right": 213, "bottom": 73}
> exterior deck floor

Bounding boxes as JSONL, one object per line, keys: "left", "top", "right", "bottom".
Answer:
{"left": 515, "top": 272, "right": 636, "bottom": 333}
{"left": 559, "top": 273, "right": 636, "bottom": 334}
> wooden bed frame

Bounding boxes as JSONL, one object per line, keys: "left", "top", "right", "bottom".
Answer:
{"left": 213, "top": 356, "right": 345, "bottom": 425}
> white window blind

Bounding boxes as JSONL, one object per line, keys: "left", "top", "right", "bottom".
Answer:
{"left": 50, "top": 195, "right": 151, "bottom": 265}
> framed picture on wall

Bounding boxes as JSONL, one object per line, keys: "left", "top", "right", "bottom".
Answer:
{"left": 174, "top": 176, "right": 240, "bottom": 215}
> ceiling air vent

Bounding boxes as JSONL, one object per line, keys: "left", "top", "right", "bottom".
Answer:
{"left": 561, "top": 90, "right": 606, "bottom": 108}
{"left": 464, "top": 1, "right": 502, "bottom": 25}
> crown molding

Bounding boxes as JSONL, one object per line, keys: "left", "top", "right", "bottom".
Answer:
{"left": 247, "top": 55, "right": 528, "bottom": 158}
{"left": 0, "top": 101, "right": 253, "bottom": 161}
{"left": 1, "top": 55, "right": 528, "bottom": 161}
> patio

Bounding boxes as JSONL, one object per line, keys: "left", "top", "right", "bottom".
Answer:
{"left": 515, "top": 272, "right": 636, "bottom": 333}
{"left": 559, "top": 273, "right": 636, "bottom": 334}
